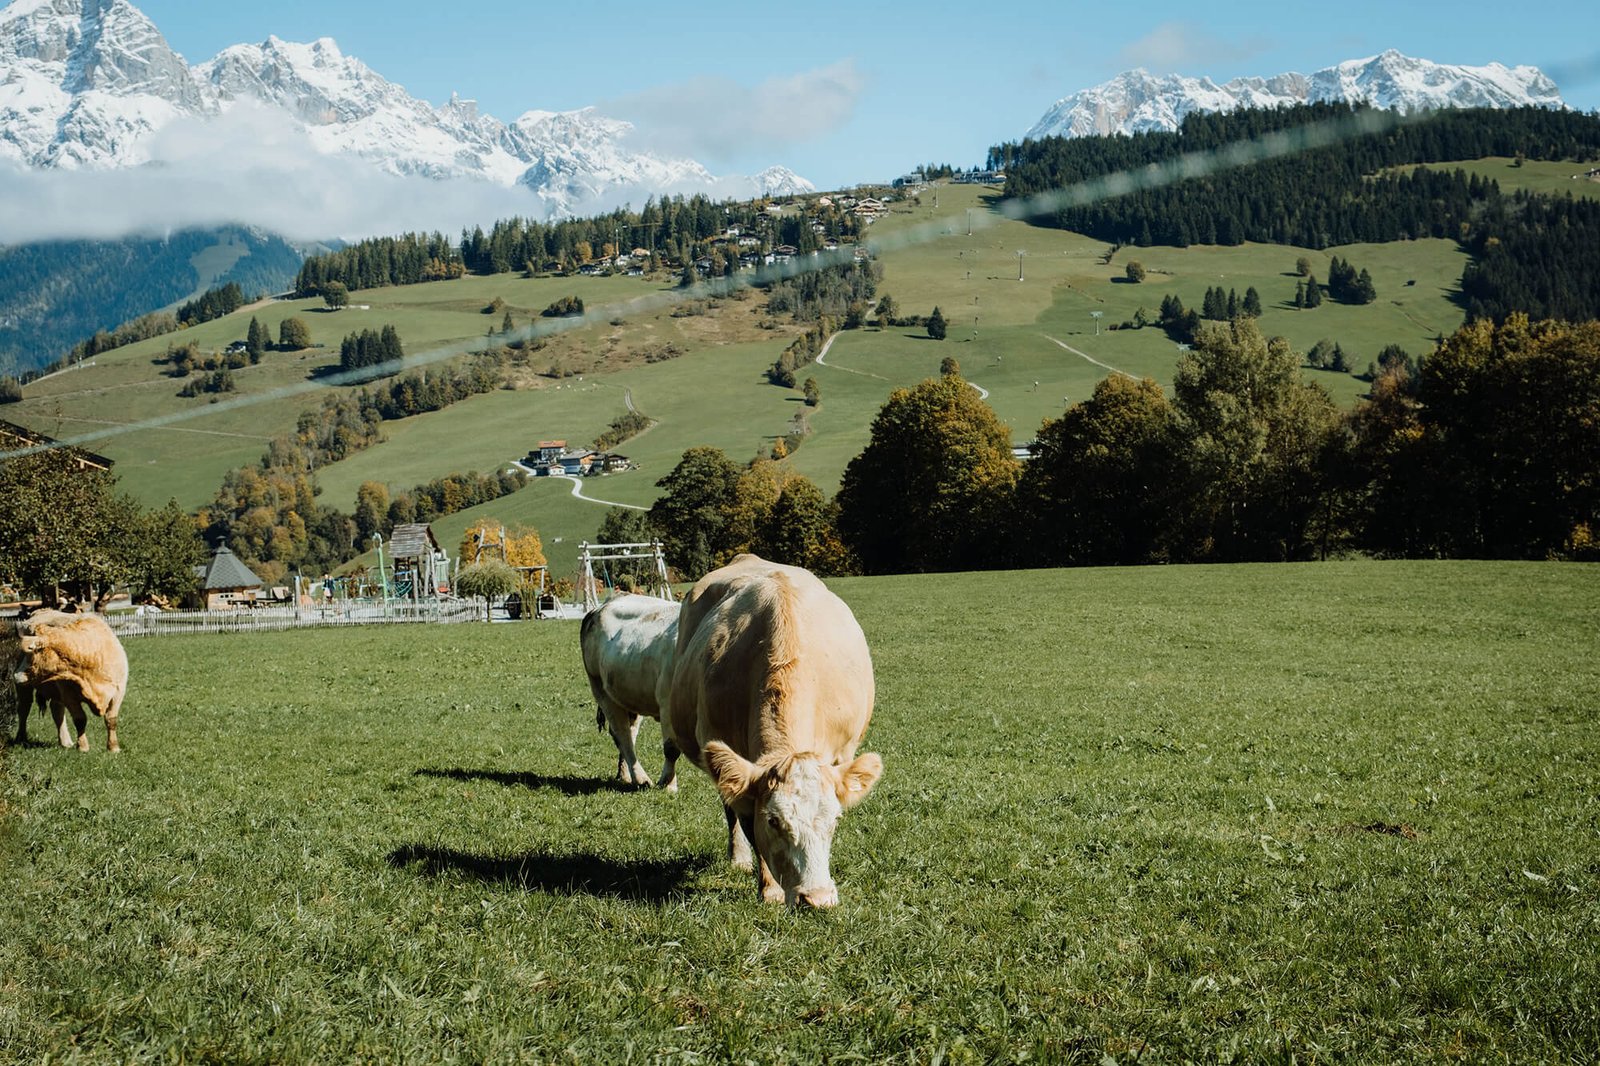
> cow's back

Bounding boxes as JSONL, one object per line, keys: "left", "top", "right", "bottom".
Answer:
{"left": 666, "top": 555, "right": 873, "bottom": 769}
{"left": 580, "top": 595, "right": 680, "bottom": 720}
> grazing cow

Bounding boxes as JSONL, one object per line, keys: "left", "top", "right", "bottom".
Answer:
{"left": 665, "top": 554, "right": 882, "bottom": 909}
{"left": 579, "top": 594, "right": 683, "bottom": 789}
{"left": 11, "top": 610, "right": 128, "bottom": 752}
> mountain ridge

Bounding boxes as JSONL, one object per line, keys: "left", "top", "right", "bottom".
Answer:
{"left": 0, "top": 0, "right": 815, "bottom": 219}
{"left": 1028, "top": 50, "right": 1565, "bottom": 140}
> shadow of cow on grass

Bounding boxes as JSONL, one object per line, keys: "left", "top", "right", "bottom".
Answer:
{"left": 385, "top": 843, "right": 715, "bottom": 903}
{"left": 414, "top": 766, "right": 638, "bottom": 797}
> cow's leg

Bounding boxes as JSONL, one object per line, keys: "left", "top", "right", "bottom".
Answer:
{"left": 14, "top": 683, "right": 33, "bottom": 743}
{"left": 606, "top": 709, "right": 653, "bottom": 787}
{"left": 657, "top": 735, "right": 680, "bottom": 794}
{"left": 67, "top": 692, "right": 89, "bottom": 753}
{"left": 734, "top": 810, "right": 783, "bottom": 904}
{"left": 49, "top": 688, "right": 73, "bottom": 749}
{"left": 726, "top": 806, "right": 754, "bottom": 871}
{"left": 102, "top": 692, "right": 122, "bottom": 754}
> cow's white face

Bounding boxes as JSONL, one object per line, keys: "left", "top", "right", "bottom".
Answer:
{"left": 707, "top": 743, "right": 882, "bottom": 908}
{"left": 756, "top": 758, "right": 844, "bottom": 908}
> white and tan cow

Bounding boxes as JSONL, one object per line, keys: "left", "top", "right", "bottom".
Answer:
{"left": 665, "top": 554, "right": 882, "bottom": 909}
{"left": 10, "top": 610, "right": 128, "bottom": 753}
{"left": 579, "top": 594, "right": 683, "bottom": 789}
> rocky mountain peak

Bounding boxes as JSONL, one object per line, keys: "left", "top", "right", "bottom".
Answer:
{"left": 1028, "top": 51, "right": 1565, "bottom": 141}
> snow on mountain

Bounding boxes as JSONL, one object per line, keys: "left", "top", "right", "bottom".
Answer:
{"left": 755, "top": 165, "right": 815, "bottom": 198}
{"left": 1028, "top": 51, "right": 1564, "bottom": 140}
{"left": 0, "top": 0, "right": 813, "bottom": 219}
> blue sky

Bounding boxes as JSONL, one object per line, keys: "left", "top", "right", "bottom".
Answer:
{"left": 134, "top": 0, "right": 1600, "bottom": 191}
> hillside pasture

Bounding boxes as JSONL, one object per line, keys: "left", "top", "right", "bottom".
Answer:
{"left": 1381, "top": 155, "right": 1600, "bottom": 202}
{"left": 1, "top": 560, "right": 1595, "bottom": 1062}
{"left": 13, "top": 181, "right": 1478, "bottom": 522}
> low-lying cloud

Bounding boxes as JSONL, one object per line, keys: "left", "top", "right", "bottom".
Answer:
{"left": 603, "top": 59, "right": 866, "bottom": 162}
{"left": 0, "top": 104, "right": 537, "bottom": 244}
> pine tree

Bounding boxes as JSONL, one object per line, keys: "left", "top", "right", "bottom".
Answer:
{"left": 246, "top": 316, "right": 267, "bottom": 359}
{"left": 1243, "top": 287, "right": 1262, "bottom": 317}
{"left": 1304, "top": 275, "right": 1323, "bottom": 308}
{"left": 927, "top": 306, "right": 948, "bottom": 340}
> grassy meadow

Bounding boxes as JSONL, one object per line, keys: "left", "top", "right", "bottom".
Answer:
{"left": 2, "top": 560, "right": 1596, "bottom": 1062}
{"left": 1383, "top": 156, "right": 1600, "bottom": 202}
{"left": 12, "top": 183, "right": 1474, "bottom": 551}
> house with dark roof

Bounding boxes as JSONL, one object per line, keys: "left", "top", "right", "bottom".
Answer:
{"left": 194, "top": 544, "right": 263, "bottom": 610}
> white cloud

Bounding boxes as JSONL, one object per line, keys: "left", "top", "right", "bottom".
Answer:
{"left": 0, "top": 103, "right": 535, "bottom": 243}
{"left": 1117, "top": 23, "right": 1273, "bottom": 72}
{"left": 603, "top": 60, "right": 866, "bottom": 162}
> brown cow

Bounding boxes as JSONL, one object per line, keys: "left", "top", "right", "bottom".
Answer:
{"left": 11, "top": 610, "right": 128, "bottom": 752}
{"left": 664, "top": 554, "right": 882, "bottom": 909}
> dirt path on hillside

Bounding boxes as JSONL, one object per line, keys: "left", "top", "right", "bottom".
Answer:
{"left": 1041, "top": 334, "right": 1136, "bottom": 380}
{"left": 816, "top": 330, "right": 989, "bottom": 397}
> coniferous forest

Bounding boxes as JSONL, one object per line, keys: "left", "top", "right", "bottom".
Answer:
{"left": 994, "top": 104, "right": 1600, "bottom": 323}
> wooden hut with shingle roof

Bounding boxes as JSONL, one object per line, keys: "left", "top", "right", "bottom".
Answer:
{"left": 388, "top": 523, "right": 446, "bottom": 601}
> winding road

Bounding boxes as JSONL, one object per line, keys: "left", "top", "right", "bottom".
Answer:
{"left": 511, "top": 460, "right": 648, "bottom": 510}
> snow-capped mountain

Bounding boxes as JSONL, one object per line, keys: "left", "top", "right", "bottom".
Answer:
{"left": 0, "top": 0, "right": 812, "bottom": 217}
{"left": 1028, "top": 50, "right": 1565, "bottom": 140}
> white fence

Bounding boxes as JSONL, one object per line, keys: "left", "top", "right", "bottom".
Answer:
{"left": 108, "top": 600, "right": 486, "bottom": 638}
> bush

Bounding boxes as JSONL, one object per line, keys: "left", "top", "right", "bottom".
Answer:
{"left": 542, "top": 295, "right": 584, "bottom": 318}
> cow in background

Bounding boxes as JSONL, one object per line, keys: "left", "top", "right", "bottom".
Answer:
{"left": 665, "top": 554, "right": 882, "bottom": 909}
{"left": 579, "top": 594, "right": 682, "bottom": 789}
{"left": 11, "top": 610, "right": 128, "bottom": 752}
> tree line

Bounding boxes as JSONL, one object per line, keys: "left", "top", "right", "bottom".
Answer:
{"left": 1, "top": 226, "right": 301, "bottom": 381}
{"left": 294, "top": 192, "right": 873, "bottom": 296}
{"left": 293, "top": 233, "right": 464, "bottom": 296}
{"left": 995, "top": 104, "right": 1600, "bottom": 322}
{"left": 632, "top": 314, "right": 1599, "bottom": 583}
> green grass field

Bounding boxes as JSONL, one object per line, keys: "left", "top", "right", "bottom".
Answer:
{"left": 2, "top": 561, "right": 1596, "bottom": 1062}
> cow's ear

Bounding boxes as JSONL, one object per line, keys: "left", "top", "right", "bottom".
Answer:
{"left": 705, "top": 741, "right": 759, "bottom": 813}
{"left": 836, "top": 752, "right": 883, "bottom": 809}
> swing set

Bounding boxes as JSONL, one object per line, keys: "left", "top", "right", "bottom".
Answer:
{"left": 577, "top": 540, "right": 675, "bottom": 611}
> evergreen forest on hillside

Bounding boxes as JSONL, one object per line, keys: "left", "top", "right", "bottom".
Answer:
{"left": 0, "top": 227, "right": 304, "bottom": 379}
{"left": 995, "top": 104, "right": 1600, "bottom": 322}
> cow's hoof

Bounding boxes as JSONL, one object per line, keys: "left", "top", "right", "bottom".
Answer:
{"left": 660, "top": 779, "right": 679, "bottom": 794}
{"left": 761, "top": 883, "right": 786, "bottom": 905}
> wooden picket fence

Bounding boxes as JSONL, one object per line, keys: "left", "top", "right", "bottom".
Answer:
{"left": 108, "top": 600, "right": 486, "bottom": 638}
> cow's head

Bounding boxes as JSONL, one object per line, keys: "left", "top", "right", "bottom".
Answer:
{"left": 13, "top": 634, "right": 43, "bottom": 685}
{"left": 706, "top": 742, "right": 882, "bottom": 909}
